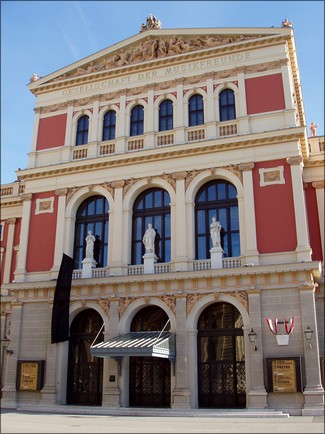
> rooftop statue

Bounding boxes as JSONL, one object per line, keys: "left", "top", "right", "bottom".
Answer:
{"left": 281, "top": 18, "right": 292, "bottom": 28}
{"left": 140, "top": 13, "right": 161, "bottom": 32}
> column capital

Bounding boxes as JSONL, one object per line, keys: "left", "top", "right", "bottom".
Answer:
{"left": 238, "top": 162, "right": 255, "bottom": 171}
{"left": 172, "top": 171, "right": 187, "bottom": 181}
{"left": 6, "top": 218, "right": 16, "bottom": 225}
{"left": 55, "top": 188, "right": 68, "bottom": 196}
{"left": 20, "top": 193, "right": 33, "bottom": 202}
{"left": 286, "top": 155, "right": 303, "bottom": 166}
{"left": 312, "top": 180, "right": 325, "bottom": 189}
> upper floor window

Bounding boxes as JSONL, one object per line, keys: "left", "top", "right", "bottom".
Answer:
{"left": 76, "top": 115, "right": 89, "bottom": 146}
{"left": 130, "top": 105, "right": 144, "bottom": 136}
{"left": 159, "top": 100, "right": 173, "bottom": 131}
{"left": 73, "top": 195, "right": 109, "bottom": 269}
{"left": 219, "top": 89, "right": 236, "bottom": 122}
{"left": 132, "top": 188, "right": 171, "bottom": 264}
{"left": 195, "top": 180, "right": 240, "bottom": 259}
{"left": 189, "top": 94, "right": 204, "bottom": 127}
{"left": 102, "top": 110, "right": 116, "bottom": 141}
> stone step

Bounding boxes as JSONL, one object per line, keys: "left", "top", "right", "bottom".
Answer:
{"left": 16, "top": 405, "right": 290, "bottom": 418}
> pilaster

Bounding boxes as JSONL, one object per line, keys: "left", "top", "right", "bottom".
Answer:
{"left": 299, "top": 284, "right": 324, "bottom": 415}
{"left": 238, "top": 163, "right": 259, "bottom": 265}
{"left": 2, "top": 218, "right": 16, "bottom": 284}
{"left": 172, "top": 295, "right": 191, "bottom": 409}
{"left": 51, "top": 189, "right": 68, "bottom": 278}
{"left": 14, "top": 194, "right": 33, "bottom": 283}
{"left": 173, "top": 172, "right": 189, "bottom": 271}
{"left": 312, "top": 181, "right": 325, "bottom": 262}
{"left": 246, "top": 290, "right": 268, "bottom": 409}
{"left": 287, "top": 156, "right": 312, "bottom": 261}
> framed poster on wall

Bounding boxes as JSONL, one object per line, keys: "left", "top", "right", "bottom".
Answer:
{"left": 16, "top": 360, "right": 45, "bottom": 391}
{"left": 266, "top": 357, "right": 302, "bottom": 393}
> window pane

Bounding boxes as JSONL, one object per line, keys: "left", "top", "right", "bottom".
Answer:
{"left": 136, "top": 217, "right": 142, "bottom": 238}
{"left": 197, "top": 210, "right": 206, "bottom": 234}
{"left": 96, "top": 198, "right": 103, "bottom": 214}
{"left": 231, "top": 233, "right": 240, "bottom": 257}
{"left": 145, "top": 192, "right": 153, "bottom": 209}
{"left": 207, "top": 185, "right": 216, "bottom": 201}
{"left": 217, "top": 208, "right": 227, "bottom": 230}
{"left": 197, "top": 236, "right": 206, "bottom": 259}
{"left": 154, "top": 216, "right": 162, "bottom": 234}
{"left": 154, "top": 190, "right": 162, "bottom": 207}
{"left": 217, "top": 183, "right": 226, "bottom": 200}
{"left": 228, "top": 184, "right": 237, "bottom": 198}
{"left": 87, "top": 201, "right": 95, "bottom": 215}
{"left": 230, "top": 206, "right": 239, "bottom": 230}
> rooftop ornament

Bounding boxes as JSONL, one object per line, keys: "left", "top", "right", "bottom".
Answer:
{"left": 140, "top": 13, "right": 161, "bottom": 32}
{"left": 281, "top": 18, "right": 293, "bottom": 28}
{"left": 310, "top": 122, "right": 318, "bottom": 137}
{"left": 29, "top": 73, "right": 40, "bottom": 83}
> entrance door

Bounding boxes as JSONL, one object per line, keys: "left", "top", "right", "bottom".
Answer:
{"left": 67, "top": 309, "right": 103, "bottom": 406}
{"left": 197, "top": 302, "right": 246, "bottom": 408}
{"left": 129, "top": 306, "right": 171, "bottom": 407}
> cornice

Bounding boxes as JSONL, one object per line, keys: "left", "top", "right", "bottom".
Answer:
{"left": 17, "top": 130, "right": 304, "bottom": 182}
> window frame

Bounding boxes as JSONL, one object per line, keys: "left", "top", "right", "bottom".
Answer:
{"left": 219, "top": 89, "right": 236, "bottom": 122}
{"left": 188, "top": 94, "right": 204, "bottom": 127}
{"left": 102, "top": 110, "right": 116, "bottom": 141}
{"left": 130, "top": 105, "right": 144, "bottom": 137}
{"left": 76, "top": 115, "right": 89, "bottom": 146}
{"left": 159, "top": 99, "right": 173, "bottom": 131}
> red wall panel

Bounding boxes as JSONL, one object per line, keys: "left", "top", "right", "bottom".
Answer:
{"left": 245, "top": 73, "right": 285, "bottom": 115}
{"left": 253, "top": 160, "right": 297, "bottom": 253}
{"left": 304, "top": 183, "right": 323, "bottom": 261}
{"left": 36, "top": 114, "right": 67, "bottom": 150}
{"left": 26, "top": 192, "right": 57, "bottom": 272}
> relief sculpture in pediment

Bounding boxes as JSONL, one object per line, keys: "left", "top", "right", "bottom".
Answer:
{"left": 53, "top": 33, "right": 264, "bottom": 82}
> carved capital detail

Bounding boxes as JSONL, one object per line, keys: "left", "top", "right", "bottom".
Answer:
{"left": 6, "top": 218, "right": 17, "bottom": 225}
{"left": 312, "top": 180, "right": 325, "bottom": 189}
{"left": 172, "top": 171, "right": 187, "bottom": 181}
{"left": 20, "top": 193, "right": 33, "bottom": 202}
{"left": 286, "top": 155, "right": 303, "bottom": 166}
{"left": 55, "top": 188, "right": 68, "bottom": 197}
{"left": 238, "top": 162, "right": 255, "bottom": 172}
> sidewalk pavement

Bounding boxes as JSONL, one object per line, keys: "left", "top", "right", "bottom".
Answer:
{"left": 1, "top": 409, "right": 324, "bottom": 433}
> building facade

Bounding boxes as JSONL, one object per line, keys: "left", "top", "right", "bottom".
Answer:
{"left": 1, "top": 17, "right": 324, "bottom": 415}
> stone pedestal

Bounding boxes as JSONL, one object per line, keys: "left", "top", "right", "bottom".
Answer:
{"left": 81, "top": 258, "right": 97, "bottom": 278}
{"left": 143, "top": 253, "right": 157, "bottom": 274}
{"left": 210, "top": 246, "right": 223, "bottom": 269}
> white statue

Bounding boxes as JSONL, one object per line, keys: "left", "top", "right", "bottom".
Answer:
{"left": 85, "top": 230, "right": 96, "bottom": 259}
{"left": 142, "top": 223, "right": 156, "bottom": 254}
{"left": 210, "top": 216, "right": 222, "bottom": 248}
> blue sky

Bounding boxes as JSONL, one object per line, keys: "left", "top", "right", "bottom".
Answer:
{"left": 1, "top": 1, "right": 324, "bottom": 184}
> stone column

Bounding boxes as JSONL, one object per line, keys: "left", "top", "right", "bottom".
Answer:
{"left": 110, "top": 182, "right": 124, "bottom": 276}
{"left": 175, "top": 84, "right": 185, "bottom": 143}
{"left": 172, "top": 295, "right": 191, "bottom": 409}
{"left": 299, "top": 284, "right": 324, "bottom": 415}
{"left": 51, "top": 189, "right": 68, "bottom": 278}
{"left": 40, "top": 301, "right": 57, "bottom": 405}
{"left": 206, "top": 76, "right": 217, "bottom": 138}
{"left": 14, "top": 194, "right": 33, "bottom": 283}
{"left": 236, "top": 69, "right": 250, "bottom": 134}
{"left": 173, "top": 172, "right": 189, "bottom": 271}
{"left": 312, "top": 181, "right": 325, "bottom": 261}
{"left": 2, "top": 218, "right": 16, "bottom": 284}
{"left": 238, "top": 163, "right": 259, "bottom": 265}
{"left": 287, "top": 156, "right": 312, "bottom": 261}
{"left": 144, "top": 89, "right": 155, "bottom": 148}
{"left": 1, "top": 302, "right": 23, "bottom": 408}
{"left": 102, "top": 298, "right": 120, "bottom": 408}
{"left": 246, "top": 290, "right": 268, "bottom": 408}
{"left": 64, "top": 103, "right": 74, "bottom": 147}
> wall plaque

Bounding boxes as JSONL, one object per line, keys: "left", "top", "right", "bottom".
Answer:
{"left": 17, "top": 361, "right": 45, "bottom": 391}
{"left": 266, "top": 357, "right": 302, "bottom": 393}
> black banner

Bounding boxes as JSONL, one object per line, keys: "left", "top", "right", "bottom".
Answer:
{"left": 51, "top": 254, "right": 74, "bottom": 344}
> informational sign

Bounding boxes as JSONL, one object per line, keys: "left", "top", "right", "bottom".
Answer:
{"left": 266, "top": 357, "right": 302, "bottom": 393}
{"left": 17, "top": 361, "right": 45, "bottom": 391}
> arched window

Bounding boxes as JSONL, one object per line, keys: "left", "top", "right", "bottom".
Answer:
{"left": 195, "top": 180, "right": 240, "bottom": 259}
{"left": 102, "top": 110, "right": 116, "bottom": 141}
{"left": 130, "top": 105, "right": 144, "bottom": 136}
{"left": 76, "top": 115, "right": 89, "bottom": 146}
{"left": 132, "top": 188, "right": 171, "bottom": 264}
{"left": 189, "top": 94, "right": 204, "bottom": 126}
{"left": 159, "top": 99, "right": 173, "bottom": 131}
{"left": 219, "top": 89, "right": 236, "bottom": 122}
{"left": 73, "top": 195, "right": 109, "bottom": 269}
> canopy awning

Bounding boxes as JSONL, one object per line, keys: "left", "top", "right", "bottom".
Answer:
{"left": 90, "top": 331, "right": 176, "bottom": 360}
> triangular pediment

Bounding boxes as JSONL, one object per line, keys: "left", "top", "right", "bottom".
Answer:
{"left": 28, "top": 26, "right": 292, "bottom": 91}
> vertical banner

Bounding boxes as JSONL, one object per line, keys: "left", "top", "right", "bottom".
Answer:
{"left": 51, "top": 254, "right": 74, "bottom": 343}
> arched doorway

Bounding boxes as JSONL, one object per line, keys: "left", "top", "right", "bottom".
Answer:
{"left": 129, "top": 306, "right": 171, "bottom": 407}
{"left": 197, "top": 302, "right": 246, "bottom": 408}
{"left": 67, "top": 309, "right": 104, "bottom": 405}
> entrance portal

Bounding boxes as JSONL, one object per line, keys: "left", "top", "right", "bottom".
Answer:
{"left": 129, "top": 306, "right": 171, "bottom": 407}
{"left": 67, "top": 309, "right": 103, "bottom": 405}
{"left": 197, "top": 302, "right": 246, "bottom": 408}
